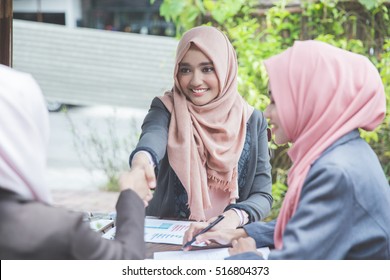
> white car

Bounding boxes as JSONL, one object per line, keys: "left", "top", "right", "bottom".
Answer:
{"left": 46, "top": 100, "right": 66, "bottom": 112}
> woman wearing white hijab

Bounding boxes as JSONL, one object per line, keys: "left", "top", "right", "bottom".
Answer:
{"left": 0, "top": 65, "right": 153, "bottom": 259}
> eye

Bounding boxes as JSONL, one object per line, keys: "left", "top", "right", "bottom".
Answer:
{"left": 202, "top": 66, "right": 214, "bottom": 73}
{"left": 268, "top": 92, "right": 275, "bottom": 105}
{"left": 179, "top": 67, "right": 191, "bottom": 74}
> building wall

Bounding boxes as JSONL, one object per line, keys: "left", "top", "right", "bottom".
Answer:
{"left": 13, "top": 0, "right": 82, "bottom": 27}
{"left": 81, "top": 0, "right": 173, "bottom": 36}
{"left": 13, "top": 19, "right": 177, "bottom": 109}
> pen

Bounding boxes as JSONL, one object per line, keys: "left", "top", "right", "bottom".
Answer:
{"left": 182, "top": 214, "right": 225, "bottom": 250}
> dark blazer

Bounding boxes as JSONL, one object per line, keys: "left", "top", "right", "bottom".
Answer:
{"left": 0, "top": 189, "right": 145, "bottom": 259}
{"left": 228, "top": 130, "right": 390, "bottom": 260}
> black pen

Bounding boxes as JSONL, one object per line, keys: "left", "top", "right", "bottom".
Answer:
{"left": 182, "top": 214, "right": 225, "bottom": 250}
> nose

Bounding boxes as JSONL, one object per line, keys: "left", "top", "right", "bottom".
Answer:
{"left": 264, "top": 106, "right": 270, "bottom": 119}
{"left": 190, "top": 70, "right": 202, "bottom": 87}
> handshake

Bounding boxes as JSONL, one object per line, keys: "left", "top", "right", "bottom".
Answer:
{"left": 119, "top": 162, "right": 156, "bottom": 207}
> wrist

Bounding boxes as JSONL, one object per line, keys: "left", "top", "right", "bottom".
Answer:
{"left": 230, "top": 208, "right": 249, "bottom": 227}
{"left": 119, "top": 182, "right": 134, "bottom": 192}
{"left": 224, "top": 209, "right": 241, "bottom": 228}
{"left": 132, "top": 151, "right": 154, "bottom": 168}
{"left": 232, "top": 228, "right": 248, "bottom": 242}
{"left": 119, "top": 175, "right": 136, "bottom": 192}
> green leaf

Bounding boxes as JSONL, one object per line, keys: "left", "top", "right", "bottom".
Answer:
{"left": 358, "top": 0, "right": 379, "bottom": 10}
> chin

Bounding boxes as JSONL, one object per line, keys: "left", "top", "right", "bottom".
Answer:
{"left": 192, "top": 99, "right": 209, "bottom": 106}
{"left": 275, "top": 137, "right": 288, "bottom": 146}
{"left": 191, "top": 100, "right": 203, "bottom": 106}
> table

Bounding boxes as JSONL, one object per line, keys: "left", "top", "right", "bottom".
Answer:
{"left": 146, "top": 243, "right": 182, "bottom": 259}
{"left": 92, "top": 214, "right": 225, "bottom": 259}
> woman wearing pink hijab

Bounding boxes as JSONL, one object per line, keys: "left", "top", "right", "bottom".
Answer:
{"left": 188, "top": 40, "right": 390, "bottom": 259}
{"left": 130, "top": 26, "right": 273, "bottom": 229}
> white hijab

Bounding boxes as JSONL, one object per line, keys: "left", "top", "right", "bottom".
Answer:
{"left": 0, "top": 65, "right": 52, "bottom": 203}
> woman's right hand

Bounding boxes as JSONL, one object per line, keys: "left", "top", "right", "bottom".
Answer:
{"left": 131, "top": 152, "right": 156, "bottom": 189}
{"left": 182, "top": 222, "right": 248, "bottom": 251}
{"left": 119, "top": 167, "right": 154, "bottom": 207}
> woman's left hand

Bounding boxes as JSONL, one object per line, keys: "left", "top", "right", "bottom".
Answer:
{"left": 206, "top": 209, "right": 241, "bottom": 231}
{"left": 182, "top": 210, "right": 247, "bottom": 250}
{"left": 228, "top": 237, "right": 258, "bottom": 256}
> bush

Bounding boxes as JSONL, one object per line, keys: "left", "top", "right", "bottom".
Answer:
{"left": 66, "top": 109, "right": 139, "bottom": 192}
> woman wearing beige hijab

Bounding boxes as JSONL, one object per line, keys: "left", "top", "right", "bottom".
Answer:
{"left": 130, "top": 26, "right": 272, "bottom": 229}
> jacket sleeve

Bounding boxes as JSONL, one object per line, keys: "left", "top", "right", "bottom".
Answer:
{"left": 226, "top": 164, "right": 354, "bottom": 260}
{"left": 243, "top": 219, "right": 276, "bottom": 248}
{"left": 225, "top": 110, "right": 273, "bottom": 222}
{"left": 225, "top": 251, "right": 264, "bottom": 260}
{"left": 225, "top": 219, "right": 275, "bottom": 260}
{"left": 70, "top": 189, "right": 146, "bottom": 259}
{"left": 267, "top": 163, "right": 354, "bottom": 260}
{"left": 129, "top": 97, "right": 170, "bottom": 172}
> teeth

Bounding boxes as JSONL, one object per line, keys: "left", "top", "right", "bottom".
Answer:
{"left": 192, "top": 88, "right": 207, "bottom": 93}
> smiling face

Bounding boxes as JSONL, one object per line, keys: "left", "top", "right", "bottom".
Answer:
{"left": 177, "top": 45, "right": 220, "bottom": 106}
{"left": 264, "top": 91, "right": 290, "bottom": 145}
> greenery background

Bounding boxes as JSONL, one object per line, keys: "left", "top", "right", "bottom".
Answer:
{"left": 152, "top": 0, "right": 390, "bottom": 219}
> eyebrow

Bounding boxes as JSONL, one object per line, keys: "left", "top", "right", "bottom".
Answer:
{"left": 179, "top": 62, "right": 213, "bottom": 66}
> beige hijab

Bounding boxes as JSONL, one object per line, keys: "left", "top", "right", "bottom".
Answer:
{"left": 159, "top": 26, "right": 253, "bottom": 221}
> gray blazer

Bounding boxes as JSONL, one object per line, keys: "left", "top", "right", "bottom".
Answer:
{"left": 0, "top": 189, "right": 146, "bottom": 259}
{"left": 130, "top": 97, "right": 273, "bottom": 222}
{"left": 228, "top": 130, "right": 390, "bottom": 260}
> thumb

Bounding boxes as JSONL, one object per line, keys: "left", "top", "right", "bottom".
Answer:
{"left": 144, "top": 165, "right": 156, "bottom": 189}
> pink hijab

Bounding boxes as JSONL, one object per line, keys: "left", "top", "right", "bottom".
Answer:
{"left": 159, "top": 26, "right": 253, "bottom": 221}
{"left": 264, "top": 41, "right": 386, "bottom": 249}
{"left": 0, "top": 65, "right": 52, "bottom": 204}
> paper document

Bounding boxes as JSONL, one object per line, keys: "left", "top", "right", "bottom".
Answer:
{"left": 154, "top": 247, "right": 270, "bottom": 260}
{"left": 101, "top": 226, "right": 116, "bottom": 240}
{"left": 101, "top": 218, "right": 202, "bottom": 246}
{"left": 144, "top": 218, "right": 194, "bottom": 245}
{"left": 89, "top": 219, "right": 114, "bottom": 232}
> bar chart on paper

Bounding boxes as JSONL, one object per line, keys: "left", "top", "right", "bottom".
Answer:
{"left": 144, "top": 218, "right": 193, "bottom": 245}
{"left": 102, "top": 217, "right": 205, "bottom": 246}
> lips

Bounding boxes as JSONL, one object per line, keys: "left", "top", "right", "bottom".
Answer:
{"left": 269, "top": 123, "right": 278, "bottom": 133}
{"left": 191, "top": 88, "right": 208, "bottom": 97}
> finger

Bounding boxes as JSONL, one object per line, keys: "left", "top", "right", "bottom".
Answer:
{"left": 195, "top": 231, "right": 217, "bottom": 243}
{"left": 144, "top": 189, "right": 153, "bottom": 199}
{"left": 144, "top": 192, "right": 153, "bottom": 202}
{"left": 144, "top": 165, "right": 156, "bottom": 189}
{"left": 206, "top": 216, "right": 218, "bottom": 224}
{"left": 183, "top": 222, "right": 207, "bottom": 246}
{"left": 182, "top": 244, "right": 192, "bottom": 251}
{"left": 183, "top": 224, "right": 196, "bottom": 243}
{"left": 182, "top": 229, "right": 192, "bottom": 246}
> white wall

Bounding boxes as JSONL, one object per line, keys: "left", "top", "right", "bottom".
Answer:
{"left": 13, "top": 0, "right": 82, "bottom": 28}
{"left": 13, "top": 20, "right": 177, "bottom": 109}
